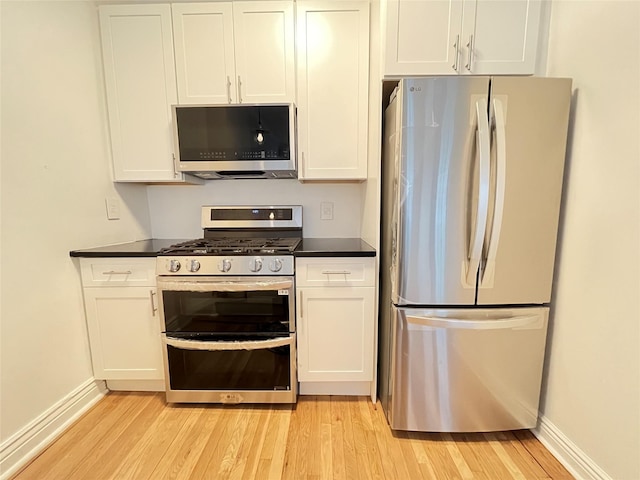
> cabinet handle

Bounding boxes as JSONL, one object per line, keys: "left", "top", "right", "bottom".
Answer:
{"left": 321, "top": 270, "right": 352, "bottom": 275}
{"left": 299, "top": 290, "right": 303, "bottom": 328}
{"left": 465, "top": 34, "right": 474, "bottom": 71}
{"left": 150, "top": 290, "right": 158, "bottom": 317}
{"left": 301, "top": 152, "right": 306, "bottom": 177}
{"left": 452, "top": 34, "right": 460, "bottom": 72}
{"left": 102, "top": 270, "right": 132, "bottom": 275}
{"left": 226, "top": 76, "right": 232, "bottom": 104}
{"left": 237, "top": 76, "right": 243, "bottom": 103}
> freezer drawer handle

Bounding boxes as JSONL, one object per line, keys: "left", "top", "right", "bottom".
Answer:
{"left": 406, "top": 314, "right": 539, "bottom": 330}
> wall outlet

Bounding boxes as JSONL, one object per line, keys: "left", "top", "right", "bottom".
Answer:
{"left": 320, "top": 201, "right": 334, "bottom": 220}
{"left": 105, "top": 196, "right": 120, "bottom": 220}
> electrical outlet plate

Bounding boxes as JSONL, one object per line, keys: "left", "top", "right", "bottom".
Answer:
{"left": 320, "top": 202, "right": 333, "bottom": 220}
{"left": 105, "top": 196, "right": 120, "bottom": 220}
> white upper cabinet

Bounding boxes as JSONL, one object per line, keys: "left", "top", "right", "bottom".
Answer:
{"left": 172, "top": 1, "right": 295, "bottom": 105}
{"left": 384, "top": 0, "right": 541, "bottom": 76}
{"left": 172, "top": 3, "right": 237, "bottom": 104}
{"left": 296, "top": 1, "right": 370, "bottom": 180}
{"left": 99, "top": 4, "right": 197, "bottom": 183}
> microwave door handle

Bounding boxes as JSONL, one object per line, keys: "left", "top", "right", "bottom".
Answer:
{"left": 164, "top": 336, "right": 292, "bottom": 351}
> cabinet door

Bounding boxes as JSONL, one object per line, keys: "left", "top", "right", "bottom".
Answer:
{"left": 83, "top": 287, "right": 164, "bottom": 380}
{"left": 296, "top": 1, "right": 369, "bottom": 180}
{"left": 461, "top": 0, "right": 541, "bottom": 75}
{"left": 384, "top": 0, "right": 463, "bottom": 76}
{"left": 297, "top": 287, "right": 374, "bottom": 382}
{"left": 172, "top": 3, "right": 237, "bottom": 104}
{"left": 232, "top": 1, "right": 295, "bottom": 103}
{"left": 99, "top": 5, "right": 182, "bottom": 182}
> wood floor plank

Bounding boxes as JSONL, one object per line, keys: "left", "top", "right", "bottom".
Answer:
{"left": 70, "top": 392, "right": 164, "bottom": 480}
{"left": 238, "top": 407, "right": 271, "bottom": 480}
{"left": 12, "top": 393, "right": 573, "bottom": 480}
{"left": 318, "top": 396, "right": 333, "bottom": 480}
{"left": 491, "top": 431, "right": 552, "bottom": 480}
{"left": 336, "top": 396, "right": 360, "bottom": 480}
{"left": 464, "top": 432, "right": 520, "bottom": 480}
{"left": 369, "top": 401, "right": 412, "bottom": 480}
{"left": 148, "top": 406, "right": 220, "bottom": 480}
{"left": 14, "top": 392, "right": 136, "bottom": 480}
{"left": 267, "top": 407, "right": 292, "bottom": 480}
{"left": 110, "top": 403, "right": 192, "bottom": 479}
{"left": 514, "top": 430, "right": 574, "bottom": 479}
{"left": 440, "top": 433, "right": 475, "bottom": 480}
{"left": 348, "top": 396, "right": 376, "bottom": 480}
{"left": 329, "top": 396, "right": 347, "bottom": 480}
{"left": 189, "top": 406, "right": 242, "bottom": 478}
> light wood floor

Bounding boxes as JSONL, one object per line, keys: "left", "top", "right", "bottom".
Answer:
{"left": 13, "top": 392, "right": 573, "bottom": 480}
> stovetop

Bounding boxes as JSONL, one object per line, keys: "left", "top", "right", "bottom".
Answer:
{"left": 156, "top": 205, "right": 302, "bottom": 276}
{"left": 157, "top": 237, "right": 301, "bottom": 256}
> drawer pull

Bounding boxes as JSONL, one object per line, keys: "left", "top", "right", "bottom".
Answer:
{"left": 321, "top": 270, "right": 352, "bottom": 275}
{"left": 102, "top": 270, "right": 132, "bottom": 275}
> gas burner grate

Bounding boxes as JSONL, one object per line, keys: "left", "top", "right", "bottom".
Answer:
{"left": 159, "top": 237, "right": 301, "bottom": 255}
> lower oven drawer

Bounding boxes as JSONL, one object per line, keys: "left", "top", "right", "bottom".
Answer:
{"left": 163, "top": 335, "right": 297, "bottom": 404}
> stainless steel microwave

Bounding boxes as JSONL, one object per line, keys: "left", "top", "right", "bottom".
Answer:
{"left": 172, "top": 103, "right": 296, "bottom": 179}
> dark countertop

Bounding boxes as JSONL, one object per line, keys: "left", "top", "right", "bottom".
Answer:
{"left": 69, "top": 239, "right": 188, "bottom": 257}
{"left": 70, "top": 238, "right": 376, "bottom": 258}
{"left": 294, "top": 238, "right": 376, "bottom": 257}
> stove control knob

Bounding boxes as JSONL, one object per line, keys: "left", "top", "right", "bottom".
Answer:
{"left": 218, "top": 258, "right": 232, "bottom": 273}
{"left": 168, "top": 259, "right": 181, "bottom": 273}
{"left": 269, "top": 258, "right": 283, "bottom": 272}
{"left": 249, "top": 257, "right": 263, "bottom": 272}
{"left": 187, "top": 259, "right": 201, "bottom": 272}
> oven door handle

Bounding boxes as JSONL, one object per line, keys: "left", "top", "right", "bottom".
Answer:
{"left": 156, "top": 278, "right": 293, "bottom": 292}
{"left": 164, "top": 335, "right": 293, "bottom": 351}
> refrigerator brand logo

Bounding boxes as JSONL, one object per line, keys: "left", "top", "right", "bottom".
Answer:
{"left": 409, "top": 86, "right": 422, "bottom": 92}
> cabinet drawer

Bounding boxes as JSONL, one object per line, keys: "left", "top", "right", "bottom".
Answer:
{"left": 295, "top": 257, "right": 375, "bottom": 287}
{"left": 80, "top": 258, "right": 156, "bottom": 287}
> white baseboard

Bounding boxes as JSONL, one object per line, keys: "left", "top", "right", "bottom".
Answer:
{"left": 0, "top": 379, "right": 107, "bottom": 480}
{"left": 533, "top": 414, "right": 612, "bottom": 480}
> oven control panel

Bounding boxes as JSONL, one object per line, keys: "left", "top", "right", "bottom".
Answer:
{"left": 157, "top": 255, "right": 294, "bottom": 276}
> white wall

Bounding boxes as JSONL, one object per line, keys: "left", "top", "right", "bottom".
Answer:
{"left": 0, "top": 0, "right": 151, "bottom": 447}
{"left": 540, "top": 2, "right": 640, "bottom": 479}
{"left": 147, "top": 181, "right": 363, "bottom": 239}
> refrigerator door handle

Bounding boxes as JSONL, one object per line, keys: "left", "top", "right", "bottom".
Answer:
{"left": 482, "top": 98, "right": 507, "bottom": 287}
{"left": 406, "top": 314, "right": 540, "bottom": 330}
{"left": 466, "top": 99, "right": 491, "bottom": 286}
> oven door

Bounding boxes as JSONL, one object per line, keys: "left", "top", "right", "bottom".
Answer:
{"left": 157, "top": 276, "right": 296, "bottom": 403}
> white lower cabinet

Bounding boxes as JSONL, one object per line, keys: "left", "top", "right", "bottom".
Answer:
{"left": 80, "top": 258, "right": 164, "bottom": 388}
{"left": 295, "top": 257, "right": 376, "bottom": 399}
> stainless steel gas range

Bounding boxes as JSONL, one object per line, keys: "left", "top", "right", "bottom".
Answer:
{"left": 156, "top": 205, "right": 302, "bottom": 404}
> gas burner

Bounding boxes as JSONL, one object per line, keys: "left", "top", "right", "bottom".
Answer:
{"left": 158, "top": 237, "right": 301, "bottom": 256}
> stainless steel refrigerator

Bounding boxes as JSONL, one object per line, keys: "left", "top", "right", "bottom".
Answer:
{"left": 379, "top": 76, "right": 572, "bottom": 432}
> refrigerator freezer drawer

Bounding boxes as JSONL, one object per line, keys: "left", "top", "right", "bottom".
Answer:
{"left": 387, "top": 306, "right": 549, "bottom": 432}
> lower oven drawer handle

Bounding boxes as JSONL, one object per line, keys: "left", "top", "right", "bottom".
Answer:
{"left": 165, "top": 336, "right": 292, "bottom": 351}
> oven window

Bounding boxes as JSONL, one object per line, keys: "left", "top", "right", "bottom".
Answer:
{"left": 167, "top": 345, "right": 291, "bottom": 391}
{"left": 162, "top": 289, "right": 291, "bottom": 337}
